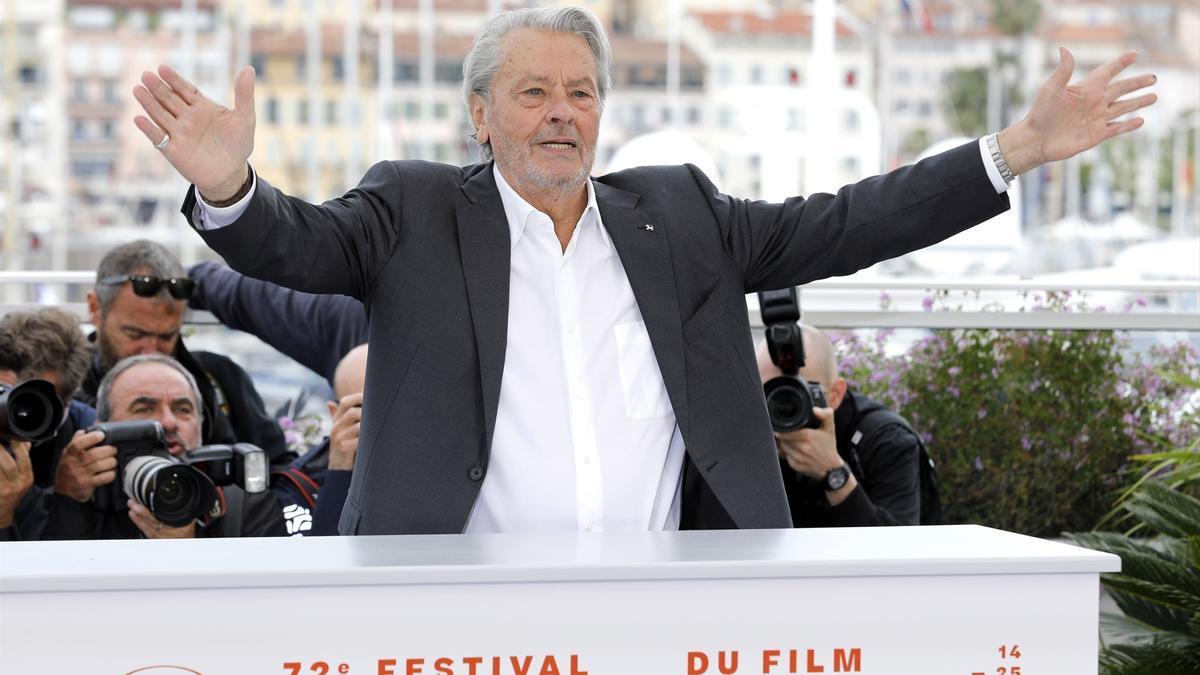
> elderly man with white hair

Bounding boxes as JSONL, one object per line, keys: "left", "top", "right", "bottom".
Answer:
{"left": 131, "top": 6, "right": 1156, "bottom": 535}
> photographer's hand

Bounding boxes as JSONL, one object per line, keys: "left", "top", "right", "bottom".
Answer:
{"left": 327, "top": 393, "right": 363, "bottom": 471}
{"left": 54, "top": 430, "right": 118, "bottom": 503}
{"left": 0, "top": 440, "right": 34, "bottom": 529}
{"left": 128, "top": 500, "right": 196, "bottom": 539}
{"left": 775, "top": 407, "right": 858, "bottom": 506}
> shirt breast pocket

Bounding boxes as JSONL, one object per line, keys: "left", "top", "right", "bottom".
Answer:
{"left": 613, "top": 320, "right": 673, "bottom": 420}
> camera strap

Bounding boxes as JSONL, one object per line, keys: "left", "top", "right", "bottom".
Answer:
{"left": 221, "top": 486, "right": 244, "bottom": 538}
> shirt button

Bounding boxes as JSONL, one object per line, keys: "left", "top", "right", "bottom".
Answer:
{"left": 583, "top": 456, "right": 591, "bottom": 465}
{"left": 468, "top": 465, "right": 485, "bottom": 481}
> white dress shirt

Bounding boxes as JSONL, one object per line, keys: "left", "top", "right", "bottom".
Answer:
{"left": 192, "top": 140, "right": 1011, "bottom": 534}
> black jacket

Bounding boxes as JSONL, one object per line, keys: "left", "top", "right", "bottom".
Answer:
{"left": 783, "top": 390, "right": 922, "bottom": 527}
{"left": 189, "top": 261, "right": 368, "bottom": 386}
{"left": 41, "top": 486, "right": 287, "bottom": 539}
{"left": 78, "top": 336, "right": 291, "bottom": 465}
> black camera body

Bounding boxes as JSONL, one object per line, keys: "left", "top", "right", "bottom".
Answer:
{"left": 758, "top": 288, "right": 828, "bottom": 432}
{"left": 88, "top": 420, "right": 268, "bottom": 527}
{"left": 0, "top": 379, "right": 64, "bottom": 445}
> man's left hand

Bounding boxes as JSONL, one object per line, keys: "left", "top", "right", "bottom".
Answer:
{"left": 127, "top": 499, "right": 196, "bottom": 539}
{"left": 999, "top": 47, "right": 1157, "bottom": 176}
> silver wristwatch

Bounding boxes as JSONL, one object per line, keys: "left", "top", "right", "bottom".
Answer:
{"left": 986, "top": 133, "right": 1015, "bottom": 185}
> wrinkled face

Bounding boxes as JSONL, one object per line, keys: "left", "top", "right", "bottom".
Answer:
{"left": 89, "top": 283, "right": 185, "bottom": 370}
{"left": 108, "top": 362, "right": 201, "bottom": 457}
{"left": 471, "top": 29, "right": 601, "bottom": 199}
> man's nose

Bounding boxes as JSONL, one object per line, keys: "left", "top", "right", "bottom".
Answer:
{"left": 133, "top": 337, "right": 158, "bottom": 355}
{"left": 159, "top": 407, "right": 178, "bottom": 433}
{"left": 545, "top": 91, "right": 575, "bottom": 125}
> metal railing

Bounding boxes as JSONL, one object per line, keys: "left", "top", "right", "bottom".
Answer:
{"left": 2, "top": 271, "right": 1197, "bottom": 332}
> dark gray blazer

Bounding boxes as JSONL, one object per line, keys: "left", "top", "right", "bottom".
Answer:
{"left": 185, "top": 140, "right": 1007, "bottom": 535}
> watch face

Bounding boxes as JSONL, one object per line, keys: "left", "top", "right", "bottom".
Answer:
{"left": 825, "top": 465, "right": 849, "bottom": 491}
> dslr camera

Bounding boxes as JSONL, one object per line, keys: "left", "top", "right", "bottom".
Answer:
{"left": 758, "top": 288, "right": 827, "bottom": 432}
{"left": 88, "top": 420, "right": 268, "bottom": 527}
{"left": 0, "top": 378, "right": 64, "bottom": 445}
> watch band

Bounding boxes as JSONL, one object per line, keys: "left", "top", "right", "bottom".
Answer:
{"left": 200, "top": 166, "right": 255, "bottom": 208}
{"left": 986, "top": 133, "right": 1015, "bottom": 185}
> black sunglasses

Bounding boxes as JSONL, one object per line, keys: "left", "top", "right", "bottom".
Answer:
{"left": 98, "top": 274, "right": 196, "bottom": 300}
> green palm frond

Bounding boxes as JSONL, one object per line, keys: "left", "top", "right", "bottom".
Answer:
{"left": 1100, "top": 641, "right": 1200, "bottom": 675}
{"left": 1124, "top": 482, "right": 1200, "bottom": 539}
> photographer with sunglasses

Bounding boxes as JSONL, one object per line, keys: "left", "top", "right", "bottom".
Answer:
{"left": 77, "top": 240, "right": 292, "bottom": 468}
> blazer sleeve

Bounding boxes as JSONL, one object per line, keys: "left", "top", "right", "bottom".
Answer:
{"left": 189, "top": 261, "right": 369, "bottom": 384}
{"left": 690, "top": 140, "right": 1011, "bottom": 292}
{"left": 182, "top": 160, "right": 408, "bottom": 301}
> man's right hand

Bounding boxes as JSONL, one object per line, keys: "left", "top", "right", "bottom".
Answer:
{"left": 0, "top": 440, "right": 34, "bottom": 529}
{"left": 132, "top": 64, "right": 256, "bottom": 202}
{"left": 327, "top": 394, "right": 363, "bottom": 472}
{"left": 54, "top": 430, "right": 118, "bottom": 503}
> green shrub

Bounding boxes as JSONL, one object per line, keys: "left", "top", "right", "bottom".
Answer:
{"left": 836, "top": 291, "right": 1199, "bottom": 537}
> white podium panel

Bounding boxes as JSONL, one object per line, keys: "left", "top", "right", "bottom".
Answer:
{"left": 0, "top": 525, "right": 1118, "bottom": 675}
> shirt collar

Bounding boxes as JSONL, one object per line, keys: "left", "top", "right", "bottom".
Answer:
{"left": 492, "top": 164, "right": 608, "bottom": 251}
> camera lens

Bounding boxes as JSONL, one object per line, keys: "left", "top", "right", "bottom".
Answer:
{"left": 123, "top": 456, "right": 216, "bottom": 527}
{"left": 0, "top": 380, "right": 63, "bottom": 443}
{"left": 763, "top": 376, "right": 815, "bottom": 432}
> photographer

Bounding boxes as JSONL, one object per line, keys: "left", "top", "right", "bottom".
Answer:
{"left": 0, "top": 308, "right": 98, "bottom": 489}
{"left": 44, "top": 353, "right": 286, "bottom": 539}
{"left": 79, "top": 240, "right": 291, "bottom": 465}
{"left": 274, "top": 344, "right": 366, "bottom": 536}
{"left": 757, "top": 324, "right": 926, "bottom": 527}
{"left": 0, "top": 330, "right": 40, "bottom": 540}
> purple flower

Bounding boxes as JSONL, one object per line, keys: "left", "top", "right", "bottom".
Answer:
{"left": 976, "top": 409, "right": 988, "bottom": 420}
{"left": 948, "top": 366, "right": 961, "bottom": 377}
{"left": 922, "top": 295, "right": 934, "bottom": 312}
{"left": 948, "top": 386, "right": 960, "bottom": 398}
{"left": 1021, "top": 436, "right": 1033, "bottom": 451}
{"left": 278, "top": 415, "right": 295, "bottom": 430}
{"left": 973, "top": 456, "right": 984, "bottom": 471}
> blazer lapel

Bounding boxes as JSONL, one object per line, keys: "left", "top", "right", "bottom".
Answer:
{"left": 596, "top": 181, "right": 690, "bottom": 436}
{"left": 457, "top": 166, "right": 511, "bottom": 453}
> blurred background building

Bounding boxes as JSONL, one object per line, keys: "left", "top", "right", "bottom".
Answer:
{"left": 2, "top": 0, "right": 1197, "bottom": 288}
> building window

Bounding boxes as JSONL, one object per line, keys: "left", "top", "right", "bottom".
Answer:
{"left": 435, "top": 61, "right": 462, "bottom": 83}
{"left": 266, "top": 97, "right": 279, "bottom": 124}
{"left": 842, "top": 109, "right": 860, "bottom": 132}
{"left": 71, "top": 79, "right": 87, "bottom": 103}
{"left": 296, "top": 56, "right": 307, "bottom": 79}
{"left": 332, "top": 56, "right": 344, "bottom": 82}
{"left": 841, "top": 156, "right": 860, "bottom": 175}
{"left": 394, "top": 61, "right": 416, "bottom": 83}
{"left": 18, "top": 65, "right": 39, "bottom": 85}
{"left": 297, "top": 100, "right": 308, "bottom": 125}
{"left": 749, "top": 64, "right": 763, "bottom": 85}
{"left": 686, "top": 106, "right": 700, "bottom": 125}
{"left": 404, "top": 101, "right": 419, "bottom": 119}
{"left": 918, "top": 100, "right": 932, "bottom": 117}
{"left": 788, "top": 108, "right": 804, "bottom": 132}
{"left": 250, "top": 55, "right": 267, "bottom": 80}
{"left": 72, "top": 119, "right": 88, "bottom": 140}
{"left": 103, "top": 79, "right": 119, "bottom": 103}
{"left": 100, "top": 119, "right": 115, "bottom": 139}
{"left": 434, "top": 102, "right": 448, "bottom": 119}
{"left": 718, "top": 106, "right": 732, "bottom": 129}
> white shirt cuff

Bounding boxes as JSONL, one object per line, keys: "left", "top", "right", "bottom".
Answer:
{"left": 192, "top": 171, "right": 258, "bottom": 230}
{"left": 978, "top": 136, "right": 1010, "bottom": 194}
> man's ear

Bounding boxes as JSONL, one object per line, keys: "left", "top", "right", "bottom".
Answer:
{"left": 468, "top": 92, "right": 488, "bottom": 145}
{"left": 827, "top": 377, "right": 849, "bottom": 411}
{"left": 327, "top": 400, "right": 338, "bottom": 419}
{"left": 86, "top": 290, "right": 102, "bottom": 328}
